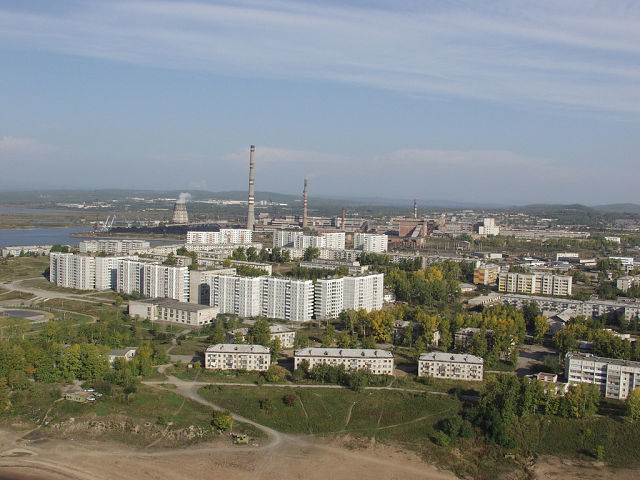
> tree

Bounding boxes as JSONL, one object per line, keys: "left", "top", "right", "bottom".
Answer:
{"left": 294, "top": 331, "right": 310, "bottom": 349}
{"left": 211, "top": 410, "right": 233, "bottom": 431}
{"left": 469, "top": 330, "right": 488, "bottom": 358}
{"left": 626, "top": 387, "right": 640, "bottom": 420}
{"left": 533, "top": 315, "right": 549, "bottom": 343}
{"left": 249, "top": 318, "right": 271, "bottom": 347}
{"left": 163, "top": 252, "right": 177, "bottom": 266}
{"left": 348, "top": 369, "right": 369, "bottom": 392}
{"left": 522, "top": 301, "right": 542, "bottom": 330}
{"left": 303, "top": 246, "right": 320, "bottom": 261}
{"left": 246, "top": 246, "right": 258, "bottom": 262}
{"left": 561, "top": 383, "right": 600, "bottom": 418}
{"left": 269, "top": 337, "right": 282, "bottom": 362}
{"left": 322, "top": 325, "right": 335, "bottom": 346}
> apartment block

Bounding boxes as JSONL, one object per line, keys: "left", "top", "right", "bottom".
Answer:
{"left": 262, "top": 277, "right": 314, "bottom": 322}
{"left": 129, "top": 298, "right": 218, "bottom": 326}
{"left": 314, "top": 277, "right": 344, "bottom": 320}
{"left": 205, "top": 344, "right": 271, "bottom": 371}
{"left": 354, "top": 233, "right": 388, "bottom": 253}
{"left": 186, "top": 229, "right": 252, "bottom": 245}
{"left": 95, "top": 256, "right": 137, "bottom": 290}
{"left": 294, "top": 347, "right": 393, "bottom": 375}
{"left": 473, "top": 264, "right": 500, "bottom": 285}
{"left": 418, "top": 352, "right": 484, "bottom": 381}
{"left": 116, "top": 260, "right": 189, "bottom": 302}
{"left": 477, "top": 218, "right": 499, "bottom": 236}
{"left": 343, "top": 273, "right": 384, "bottom": 312}
{"left": 617, "top": 275, "right": 640, "bottom": 293}
{"left": 565, "top": 352, "right": 640, "bottom": 400}
{"left": 49, "top": 253, "right": 95, "bottom": 290}
{"left": 79, "top": 239, "right": 150, "bottom": 255}
{"left": 498, "top": 272, "right": 572, "bottom": 296}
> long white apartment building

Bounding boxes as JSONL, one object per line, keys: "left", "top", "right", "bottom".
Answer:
{"left": 501, "top": 294, "right": 640, "bottom": 322}
{"left": 187, "top": 229, "right": 253, "bottom": 245}
{"left": 49, "top": 253, "right": 95, "bottom": 290}
{"left": 314, "top": 273, "right": 384, "bottom": 320}
{"left": 209, "top": 275, "right": 314, "bottom": 321}
{"left": 565, "top": 352, "right": 640, "bottom": 400}
{"left": 274, "top": 230, "right": 345, "bottom": 250}
{"left": 116, "top": 260, "right": 190, "bottom": 302}
{"left": 2, "top": 245, "right": 52, "bottom": 257}
{"left": 498, "top": 272, "right": 573, "bottom": 296}
{"left": 294, "top": 348, "right": 393, "bottom": 375}
{"left": 189, "top": 268, "right": 236, "bottom": 305}
{"left": 205, "top": 344, "right": 271, "bottom": 371}
{"left": 418, "top": 352, "right": 484, "bottom": 381}
{"left": 354, "top": 233, "right": 388, "bottom": 253}
{"left": 95, "top": 256, "right": 138, "bottom": 290}
{"left": 79, "top": 239, "right": 150, "bottom": 255}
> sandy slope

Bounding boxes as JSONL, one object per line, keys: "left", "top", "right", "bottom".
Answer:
{"left": 0, "top": 428, "right": 456, "bottom": 480}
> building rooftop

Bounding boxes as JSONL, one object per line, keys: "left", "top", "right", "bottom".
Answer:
{"left": 419, "top": 352, "right": 484, "bottom": 365}
{"left": 566, "top": 352, "right": 640, "bottom": 369}
{"left": 294, "top": 347, "right": 393, "bottom": 359}
{"left": 206, "top": 344, "right": 270, "bottom": 354}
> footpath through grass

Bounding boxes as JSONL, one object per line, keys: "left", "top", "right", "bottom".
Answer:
{"left": 0, "top": 256, "right": 49, "bottom": 281}
{"left": 198, "top": 385, "right": 459, "bottom": 440}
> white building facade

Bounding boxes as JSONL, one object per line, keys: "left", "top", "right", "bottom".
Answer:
{"left": 418, "top": 352, "right": 484, "bottom": 381}
{"left": 294, "top": 347, "right": 393, "bottom": 375}
{"left": 566, "top": 352, "right": 640, "bottom": 400}
{"left": 205, "top": 344, "right": 270, "bottom": 371}
{"left": 354, "top": 233, "right": 388, "bottom": 253}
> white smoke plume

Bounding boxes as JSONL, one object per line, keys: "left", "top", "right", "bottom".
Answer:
{"left": 176, "top": 192, "right": 192, "bottom": 204}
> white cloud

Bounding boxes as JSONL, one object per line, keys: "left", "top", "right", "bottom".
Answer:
{"left": 0, "top": 1, "right": 638, "bottom": 115}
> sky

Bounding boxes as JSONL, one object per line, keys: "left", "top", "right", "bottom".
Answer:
{"left": 0, "top": 0, "right": 638, "bottom": 206}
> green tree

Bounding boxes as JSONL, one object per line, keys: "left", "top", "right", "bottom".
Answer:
{"left": 322, "top": 325, "right": 335, "bottom": 346}
{"left": 626, "top": 387, "right": 640, "bottom": 420}
{"left": 294, "top": 331, "right": 310, "bottom": 349}
{"left": 303, "top": 246, "right": 320, "bottom": 261}
{"left": 269, "top": 337, "right": 282, "bottom": 362}
{"left": 211, "top": 410, "right": 233, "bottom": 431}
{"left": 163, "top": 252, "right": 177, "bottom": 266}
{"left": 249, "top": 319, "right": 271, "bottom": 347}
{"left": 561, "top": 383, "right": 600, "bottom": 418}
{"left": 533, "top": 315, "right": 549, "bottom": 343}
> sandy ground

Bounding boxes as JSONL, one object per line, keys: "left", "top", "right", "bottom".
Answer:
{"left": 0, "top": 427, "right": 456, "bottom": 480}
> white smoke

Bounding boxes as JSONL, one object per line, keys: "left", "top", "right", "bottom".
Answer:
{"left": 176, "top": 192, "right": 192, "bottom": 204}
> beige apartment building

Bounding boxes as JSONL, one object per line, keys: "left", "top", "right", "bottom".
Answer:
{"left": 294, "top": 348, "right": 393, "bottom": 375}
{"left": 498, "top": 272, "right": 572, "bottom": 296}
{"left": 418, "top": 352, "right": 484, "bottom": 381}
{"left": 565, "top": 352, "right": 640, "bottom": 400}
{"left": 226, "top": 324, "right": 296, "bottom": 348}
{"left": 204, "top": 344, "right": 271, "bottom": 371}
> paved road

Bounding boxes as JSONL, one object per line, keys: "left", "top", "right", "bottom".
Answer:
{"left": 3, "top": 278, "right": 103, "bottom": 305}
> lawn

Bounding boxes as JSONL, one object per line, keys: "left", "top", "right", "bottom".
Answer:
{"left": 198, "top": 385, "right": 460, "bottom": 441}
{"left": 21, "top": 278, "right": 90, "bottom": 295}
{"left": 169, "top": 338, "right": 208, "bottom": 356}
{"left": 0, "top": 287, "right": 35, "bottom": 301}
{"left": 43, "top": 298, "right": 124, "bottom": 319}
{"left": 168, "top": 365, "right": 265, "bottom": 384}
{"left": 0, "top": 256, "right": 49, "bottom": 281}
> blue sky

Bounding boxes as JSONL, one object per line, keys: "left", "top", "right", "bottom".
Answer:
{"left": 0, "top": 0, "right": 638, "bottom": 205}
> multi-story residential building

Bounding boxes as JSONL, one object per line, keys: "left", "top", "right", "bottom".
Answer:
{"left": 129, "top": 298, "right": 218, "bottom": 326}
{"left": 189, "top": 268, "right": 236, "bottom": 305}
{"left": 565, "top": 352, "right": 640, "bottom": 400}
{"left": 501, "top": 294, "right": 640, "bottom": 322}
{"left": 314, "top": 277, "right": 344, "bottom": 320}
{"left": 2, "top": 245, "right": 52, "bottom": 257}
{"left": 205, "top": 344, "right": 271, "bottom": 371}
{"left": 343, "top": 273, "right": 384, "bottom": 312}
{"left": 226, "top": 324, "right": 296, "bottom": 348}
{"left": 473, "top": 264, "right": 500, "bottom": 285}
{"left": 321, "top": 232, "right": 345, "bottom": 250}
{"left": 293, "top": 234, "right": 326, "bottom": 249}
{"left": 418, "top": 352, "right": 484, "bottom": 381}
{"left": 454, "top": 327, "right": 493, "bottom": 348}
{"left": 49, "top": 253, "right": 95, "bottom": 290}
{"left": 354, "top": 233, "right": 388, "bottom": 253}
{"left": 261, "top": 277, "right": 314, "bottom": 322}
{"left": 186, "top": 229, "right": 253, "bottom": 245}
{"left": 95, "top": 256, "right": 137, "bottom": 290}
{"left": 498, "top": 272, "right": 572, "bottom": 296}
{"left": 554, "top": 252, "right": 580, "bottom": 263}
{"left": 294, "top": 347, "right": 393, "bottom": 375}
{"left": 116, "top": 260, "right": 189, "bottom": 302}
{"left": 300, "top": 259, "right": 368, "bottom": 275}
{"left": 273, "top": 230, "right": 302, "bottom": 248}
{"left": 617, "top": 275, "right": 640, "bottom": 293}
{"left": 477, "top": 218, "right": 499, "bottom": 236}
{"left": 79, "top": 239, "right": 150, "bottom": 255}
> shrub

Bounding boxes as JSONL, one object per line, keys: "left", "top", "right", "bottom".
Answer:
{"left": 259, "top": 398, "right": 273, "bottom": 411}
{"left": 282, "top": 393, "right": 297, "bottom": 407}
{"left": 264, "top": 365, "right": 288, "bottom": 383}
{"left": 432, "top": 431, "right": 451, "bottom": 447}
{"left": 211, "top": 410, "right": 233, "bottom": 431}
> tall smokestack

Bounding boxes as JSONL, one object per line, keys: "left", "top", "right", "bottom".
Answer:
{"left": 302, "top": 178, "right": 308, "bottom": 228}
{"left": 247, "top": 145, "right": 255, "bottom": 231}
{"left": 414, "top": 199, "right": 418, "bottom": 219}
{"left": 342, "top": 208, "right": 346, "bottom": 231}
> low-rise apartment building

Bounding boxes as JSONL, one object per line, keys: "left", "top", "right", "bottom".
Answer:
{"left": 565, "top": 352, "right": 640, "bottom": 400}
{"left": 79, "top": 239, "right": 150, "bottom": 255}
{"left": 294, "top": 347, "right": 393, "bottom": 375}
{"left": 2, "top": 245, "right": 52, "bottom": 257}
{"left": 204, "top": 344, "right": 270, "bottom": 371}
{"left": 617, "top": 275, "right": 640, "bottom": 293}
{"left": 498, "top": 272, "right": 572, "bottom": 296}
{"left": 226, "top": 324, "right": 296, "bottom": 348}
{"left": 187, "top": 229, "right": 253, "bottom": 245}
{"left": 418, "top": 352, "right": 484, "bottom": 380}
{"left": 473, "top": 264, "right": 500, "bottom": 285}
{"left": 129, "top": 298, "right": 218, "bottom": 326}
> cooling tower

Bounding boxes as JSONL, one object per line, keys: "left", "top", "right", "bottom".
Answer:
{"left": 172, "top": 202, "right": 189, "bottom": 224}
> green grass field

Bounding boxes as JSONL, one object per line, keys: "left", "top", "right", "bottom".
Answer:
{"left": 21, "top": 278, "right": 90, "bottom": 295}
{"left": 198, "top": 385, "right": 460, "bottom": 440}
{"left": 169, "top": 338, "right": 208, "bottom": 356}
{"left": 0, "top": 287, "right": 35, "bottom": 301}
{"left": 0, "top": 256, "right": 49, "bottom": 281}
